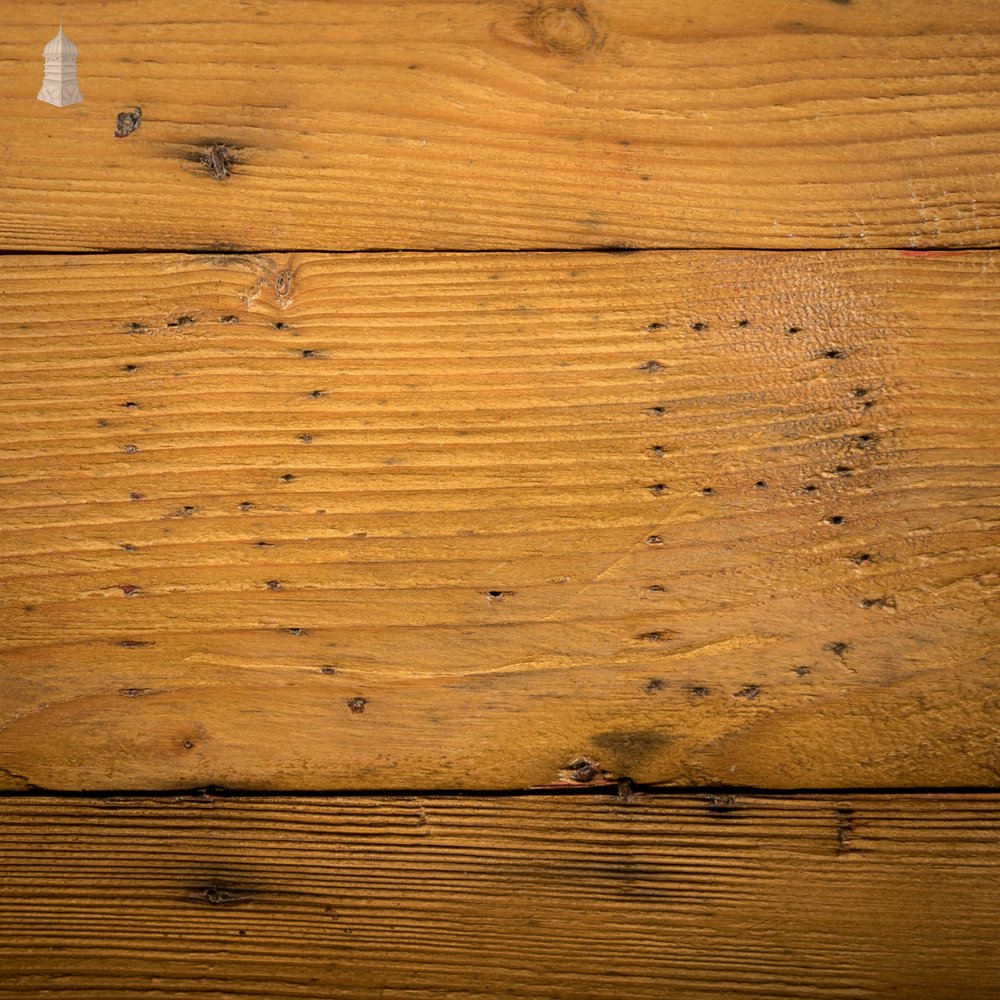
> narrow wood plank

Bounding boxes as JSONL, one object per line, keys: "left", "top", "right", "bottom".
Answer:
{"left": 0, "top": 249, "right": 997, "bottom": 791}
{"left": 0, "top": 792, "right": 997, "bottom": 999}
{"left": 2, "top": 1, "right": 999, "bottom": 250}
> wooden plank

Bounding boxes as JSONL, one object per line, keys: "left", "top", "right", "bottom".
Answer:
{"left": 0, "top": 249, "right": 998, "bottom": 792}
{"left": 0, "top": 792, "right": 998, "bottom": 998}
{"left": 2, "top": 1, "right": 999, "bottom": 251}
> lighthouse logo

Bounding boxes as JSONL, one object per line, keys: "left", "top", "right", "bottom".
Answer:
{"left": 37, "top": 18, "right": 82, "bottom": 107}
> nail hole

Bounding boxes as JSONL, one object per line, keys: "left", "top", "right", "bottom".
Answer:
{"left": 200, "top": 143, "right": 234, "bottom": 181}
{"left": 182, "top": 739, "right": 195, "bottom": 750}
{"left": 826, "top": 515, "right": 845, "bottom": 525}
{"left": 310, "top": 389, "right": 327, "bottom": 398}
{"left": 648, "top": 483, "right": 666, "bottom": 495}
{"left": 643, "top": 678, "right": 664, "bottom": 694}
{"left": 320, "top": 665, "right": 336, "bottom": 675}
{"left": 787, "top": 326, "right": 801, "bottom": 334}
{"left": 114, "top": 107, "right": 142, "bottom": 137}
{"left": 702, "top": 487, "right": 714, "bottom": 495}
{"left": 347, "top": 696, "right": 368, "bottom": 714}
{"left": 566, "top": 758, "right": 600, "bottom": 782}
{"left": 754, "top": 480, "right": 767, "bottom": 489}
{"left": 650, "top": 445, "right": 665, "bottom": 457}
{"left": 861, "top": 595, "right": 896, "bottom": 609}
{"left": 737, "top": 319, "right": 750, "bottom": 328}
{"left": 646, "top": 535, "right": 663, "bottom": 545}
{"left": 638, "top": 360, "right": 664, "bottom": 373}
{"left": 167, "top": 315, "right": 194, "bottom": 328}
{"left": 220, "top": 315, "right": 240, "bottom": 324}
{"left": 823, "top": 348, "right": 846, "bottom": 360}
{"left": 851, "top": 552, "right": 872, "bottom": 564}
{"left": 238, "top": 501, "right": 254, "bottom": 511}
{"left": 485, "top": 590, "right": 515, "bottom": 601}
{"left": 265, "top": 580, "right": 282, "bottom": 591}
{"left": 825, "top": 642, "right": 849, "bottom": 658}
{"left": 121, "top": 364, "right": 138, "bottom": 373}
{"left": 298, "top": 434, "right": 313, "bottom": 443}
{"left": 691, "top": 322, "right": 707, "bottom": 331}
{"left": 690, "top": 685, "right": 711, "bottom": 697}
{"left": 646, "top": 406, "right": 666, "bottom": 417}
{"left": 280, "top": 474, "right": 295, "bottom": 482}
{"left": 734, "top": 684, "right": 760, "bottom": 700}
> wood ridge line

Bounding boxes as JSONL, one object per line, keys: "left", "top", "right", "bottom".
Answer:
{"left": 0, "top": 245, "right": 996, "bottom": 258}
{"left": 2, "top": 783, "right": 1000, "bottom": 802}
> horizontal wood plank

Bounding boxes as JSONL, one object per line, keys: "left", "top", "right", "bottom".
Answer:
{"left": 0, "top": 792, "right": 998, "bottom": 998}
{"left": 0, "top": 249, "right": 997, "bottom": 791}
{"left": 2, "top": 1, "right": 999, "bottom": 250}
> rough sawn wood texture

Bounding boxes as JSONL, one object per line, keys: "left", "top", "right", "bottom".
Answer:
{"left": 0, "top": 249, "right": 996, "bottom": 791}
{"left": 1, "top": 0, "right": 999, "bottom": 250}
{"left": 0, "top": 792, "right": 998, "bottom": 999}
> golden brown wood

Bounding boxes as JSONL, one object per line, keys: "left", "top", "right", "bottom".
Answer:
{"left": 0, "top": 249, "right": 997, "bottom": 791}
{"left": 2, "top": 1, "right": 1000, "bottom": 250}
{"left": 0, "top": 792, "right": 998, "bottom": 998}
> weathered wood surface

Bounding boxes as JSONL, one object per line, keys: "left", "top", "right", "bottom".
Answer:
{"left": 0, "top": 249, "right": 996, "bottom": 791}
{"left": 2, "top": 1, "right": 1000, "bottom": 251}
{"left": 0, "top": 792, "right": 998, "bottom": 999}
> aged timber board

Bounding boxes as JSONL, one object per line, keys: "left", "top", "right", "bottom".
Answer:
{"left": 1, "top": 0, "right": 999, "bottom": 250}
{"left": 0, "top": 249, "right": 997, "bottom": 790}
{"left": 0, "top": 793, "right": 999, "bottom": 998}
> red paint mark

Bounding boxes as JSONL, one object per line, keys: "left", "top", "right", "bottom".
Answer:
{"left": 899, "top": 250, "right": 968, "bottom": 258}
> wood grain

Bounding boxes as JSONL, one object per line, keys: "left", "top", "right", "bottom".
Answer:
{"left": 2, "top": 1, "right": 1000, "bottom": 250}
{"left": 0, "top": 792, "right": 998, "bottom": 999}
{"left": 0, "top": 249, "right": 997, "bottom": 791}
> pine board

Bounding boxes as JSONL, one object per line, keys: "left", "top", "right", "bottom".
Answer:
{"left": 0, "top": 249, "right": 997, "bottom": 791}
{"left": 0, "top": 792, "right": 998, "bottom": 998}
{"left": 2, "top": 0, "right": 1000, "bottom": 250}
